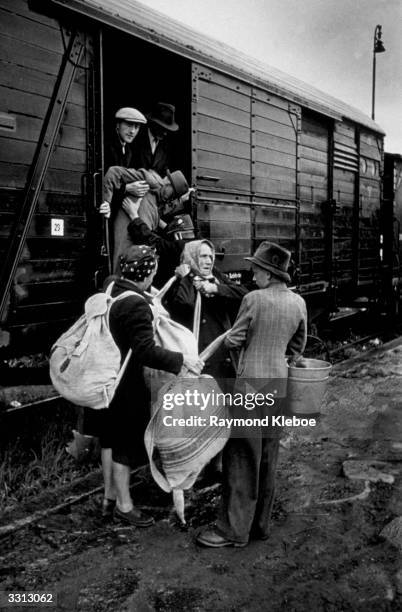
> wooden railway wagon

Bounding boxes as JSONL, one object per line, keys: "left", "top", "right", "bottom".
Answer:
{"left": 0, "top": 0, "right": 394, "bottom": 353}
{"left": 383, "top": 152, "right": 402, "bottom": 315}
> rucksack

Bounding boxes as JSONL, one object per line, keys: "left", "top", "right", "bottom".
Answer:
{"left": 49, "top": 284, "right": 139, "bottom": 409}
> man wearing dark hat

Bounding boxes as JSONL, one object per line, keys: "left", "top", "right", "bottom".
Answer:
{"left": 106, "top": 244, "right": 204, "bottom": 527}
{"left": 132, "top": 102, "right": 179, "bottom": 177}
{"left": 197, "top": 241, "right": 307, "bottom": 548}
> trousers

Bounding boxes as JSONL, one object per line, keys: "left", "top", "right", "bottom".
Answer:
{"left": 216, "top": 410, "right": 282, "bottom": 544}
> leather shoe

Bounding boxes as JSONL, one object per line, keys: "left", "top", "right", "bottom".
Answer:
{"left": 113, "top": 506, "right": 154, "bottom": 528}
{"left": 196, "top": 528, "right": 247, "bottom": 548}
{"left": 101, "top": 498, "right": 116, "bottom": 519}
{"left": 250, "top": 530, "right": 269, "bottom": 541}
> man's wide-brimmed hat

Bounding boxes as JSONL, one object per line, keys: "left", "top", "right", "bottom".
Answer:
{"left": 115, "top": 107, "right": 147, "bottom": 124}
{"left": 166, "top": 170, "right": 188, "bottom": 198}
{"left": 147, "top": 102, "right": 179, "bottom": 132}
{"left": 245, "top": 241, "right": 291, "bottom": 282}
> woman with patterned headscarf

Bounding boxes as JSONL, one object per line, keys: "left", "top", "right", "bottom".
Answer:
{"left": 164, "top": 239, "right": 247, "bottom": 381}
{"left": 87, "top": 244, "right": 203, "bottom": 528}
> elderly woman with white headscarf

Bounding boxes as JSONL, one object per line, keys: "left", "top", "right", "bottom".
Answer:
{"left": 164, "top": 239, "right": 247, "bottom": 380}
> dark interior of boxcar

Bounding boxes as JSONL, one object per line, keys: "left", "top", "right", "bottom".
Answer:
{"left": 102, "top": 28, "right": 192, "bottom": 181}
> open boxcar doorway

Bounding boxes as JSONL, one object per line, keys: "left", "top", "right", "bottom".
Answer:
{"left": 102, "top": 27, "right": 192, "bottom": 181}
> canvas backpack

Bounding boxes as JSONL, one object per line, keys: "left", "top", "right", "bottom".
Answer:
{"left": 49, "top": 284, "right": 140, "bottom": 409}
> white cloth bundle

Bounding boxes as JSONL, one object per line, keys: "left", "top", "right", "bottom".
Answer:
{"left": 143, "top": 278, "right": 230, "bottom": 522}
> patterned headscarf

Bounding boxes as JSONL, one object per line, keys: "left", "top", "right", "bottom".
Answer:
{"left": 180, "top": 239, "right": 215, "bottom": 278}
{"left": 119, "top": 245, "right": 157, "bottom": 282}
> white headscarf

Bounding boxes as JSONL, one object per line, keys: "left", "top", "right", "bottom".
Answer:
{"left": 180, "top": 240, "right": 215, "bottom": 278}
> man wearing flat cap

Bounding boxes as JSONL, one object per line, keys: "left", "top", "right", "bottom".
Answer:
{"left": 197, "top": 241, "right": 307, "bottom": 548}
{"left": 106, "top": 107, "right": 145, "bottom": 167}
{"left": 132, "top": 102, "right": 179, "bottom": 178}
{"left": 105, "top": 107, "right": 150, "bottom": 200}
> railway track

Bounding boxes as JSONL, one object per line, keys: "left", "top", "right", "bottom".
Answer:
{"left": 1, "top": 330, "right": 402, "bottom": 541}
{"left": 0, "top": 327, "right": 394, "bottom": 416}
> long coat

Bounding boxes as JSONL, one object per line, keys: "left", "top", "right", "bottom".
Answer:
{"left": 108, "top": 277, "right": 183, "bottom": 466}
{"left": 225, "top": 281, "right": 307, "bottom": 394}
{"left": 165, "top": 271, "right": 247, "bottom": 379}
{"left": 105, "top": 167, "right": 164, "bottom": 272}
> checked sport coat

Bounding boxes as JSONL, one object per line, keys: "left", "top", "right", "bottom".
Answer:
{"left": 225, "top": 281, "right": 307, "bottom": 389}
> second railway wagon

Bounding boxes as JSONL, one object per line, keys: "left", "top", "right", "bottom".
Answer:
{"left": 0, "top": 0, "right": 393, "bottom": 353}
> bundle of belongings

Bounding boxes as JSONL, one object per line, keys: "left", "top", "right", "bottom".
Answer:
{"left": 49, "top": 282, "right": 137, "bottom": 410}
{"left": 144, "top": 280, "right": 230, "bottom": 523}
{"left": 49, "top": 276, "right": 230, "bottom": 523}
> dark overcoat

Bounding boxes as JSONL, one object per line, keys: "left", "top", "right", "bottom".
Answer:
{"left": 127, "top": 218, "right": 185, "bottom": 288}
{"left": 131, "top": 126, "right": 172, "bottom": 177}
{"left": 104, "top": 132, "right": 136, "bottom": 170}
{"left": 164, "top": 271, "right": 247, "bottom": 379}
{"left": 108, "top": 277, "right": 183, "bottom": 466}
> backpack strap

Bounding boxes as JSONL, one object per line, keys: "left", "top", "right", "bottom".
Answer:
{"left": 108, "top": 288, "right": 147, "bottom": 392}
{"left": 105, "top": 281, "right": 114, "bottom": 296}
{"left": 193, "top": 291, "right": 201, "bottom": 342}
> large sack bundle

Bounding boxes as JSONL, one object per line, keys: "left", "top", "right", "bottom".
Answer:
{"left": 143, "top": 280, "right": 230, "bottom": 523}
{"left": 49, "top": 284, "right": 136, "bottom": 409}
{"left": 145, "top": 367, "right": 229, "bottom": 522}
{"left": 143, "top": 278, "right": 199, "bottom": 396}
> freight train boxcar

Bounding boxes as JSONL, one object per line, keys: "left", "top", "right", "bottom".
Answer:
{"left": 383, "top": 152, "right": 402, "bottom": 315}
{"left": 0, "top": 0, "right": 394, "bottom": 354}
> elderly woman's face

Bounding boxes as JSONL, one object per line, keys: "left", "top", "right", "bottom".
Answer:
{"left": 198, "top": 244, "right": 214, "bottom": 277}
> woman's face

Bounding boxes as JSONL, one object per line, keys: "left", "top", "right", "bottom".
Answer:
{"left": 198, "top": 244, "right": 214, "bottom": 277}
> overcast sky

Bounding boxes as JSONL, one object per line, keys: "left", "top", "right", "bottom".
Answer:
{"left": 141, "top": 0, "right": 402, "bottom": 153}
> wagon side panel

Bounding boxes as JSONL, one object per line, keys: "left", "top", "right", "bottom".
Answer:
{"left": 0, "top": 0, "right": 92, "bottom": 350}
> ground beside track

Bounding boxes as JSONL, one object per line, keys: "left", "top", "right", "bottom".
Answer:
{"left": 0, "top": 343, "right": 402, "bottom": 611}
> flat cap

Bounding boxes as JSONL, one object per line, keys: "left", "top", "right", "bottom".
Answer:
{"left": 115, "top": 107, "right": 147, "bottom": 124}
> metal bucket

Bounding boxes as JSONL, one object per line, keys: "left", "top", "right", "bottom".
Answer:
{"left": 287, "top": 358, "right": 332, "bottom": 415}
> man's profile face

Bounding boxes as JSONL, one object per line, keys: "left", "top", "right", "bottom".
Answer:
{"left": 116, "top": 120, "right": 140, "bottom": 144}
{"left": 159, "top": 182, "right": 175, "bottom": 203}
{"left": 252, "top": 264, "right": 271, "bottom": 288}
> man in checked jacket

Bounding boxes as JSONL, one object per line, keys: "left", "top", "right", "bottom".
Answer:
{"left": 197, "top": 241, "right": 307, "bottom": 548}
